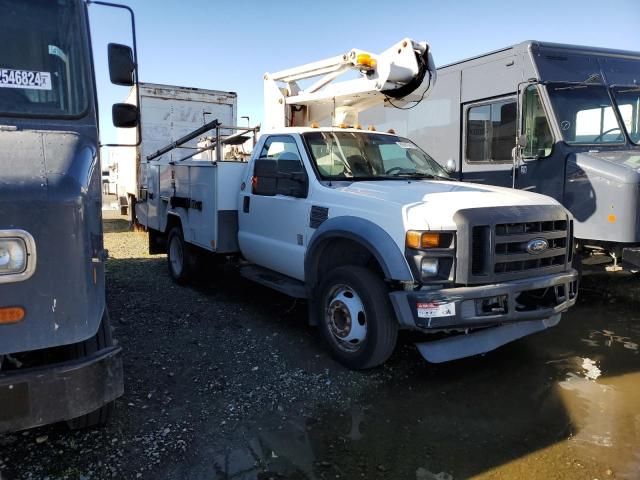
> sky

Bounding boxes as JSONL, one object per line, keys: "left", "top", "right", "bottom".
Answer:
{"left": 88, "top": 0, "right": 640, "bottom": 146}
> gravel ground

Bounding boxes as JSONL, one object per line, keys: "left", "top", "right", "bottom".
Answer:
{"left": 0, "top": 219, "right": 403, "bottom": 479}
{"left": 1, "top": 218, "right": 639, "bottom": 479}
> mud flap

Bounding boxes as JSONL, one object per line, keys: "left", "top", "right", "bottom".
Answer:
{"left": 416, "top": 314, "right": 561, "bottom": 363}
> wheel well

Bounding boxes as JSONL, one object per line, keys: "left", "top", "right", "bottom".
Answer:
{"left": 314, "top": 238, "right": 385, "bottom": 285}
{"left": 149, "top": 215, "right": 182, "bottom": 255}
{"left": 165, "top": 214, "right": 182, "bottom": 235}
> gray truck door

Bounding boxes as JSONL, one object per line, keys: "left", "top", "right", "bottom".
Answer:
{"left": 461, "top": 96, "right": 517, "bottom": 188}
{"left": 514, "top": 84, "right": 565, "bottom": 200}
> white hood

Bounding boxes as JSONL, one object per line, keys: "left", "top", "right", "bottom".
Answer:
{"left": 336, "top": 180, "right": 561, "bottom": 230}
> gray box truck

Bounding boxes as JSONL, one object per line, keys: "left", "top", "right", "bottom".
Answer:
{"left": 363, "top": 41, "right": 640, "bottom": 271}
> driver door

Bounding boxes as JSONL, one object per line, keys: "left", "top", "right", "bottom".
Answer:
{"left": 514, "top": 84, "right": 564, "bottom": 200}
{"left": 238, "top": 135, "right": 310, "bottom": 281}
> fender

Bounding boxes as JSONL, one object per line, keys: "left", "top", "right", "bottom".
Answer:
{"left": 305, "top": 216, "right": 414, "bottom": 291}
{"left": 164, "top": 210, "right": 191, "bottom": 241}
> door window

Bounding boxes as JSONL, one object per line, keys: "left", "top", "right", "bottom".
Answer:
{"left": 465, "top": 99, "right": 517, "bottom": 162}
{"left": 522, "top": 85, "right": 554, "bottom": 158}
{"left": 254, "top": 135, "right": 306, "bottom": 198}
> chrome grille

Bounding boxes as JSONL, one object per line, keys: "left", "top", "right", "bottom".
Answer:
{"left": 454, "top": 205, "right": 572, "bottom": 285}
{"left": 492, "top": 220, "right": 568, "bottom": 276}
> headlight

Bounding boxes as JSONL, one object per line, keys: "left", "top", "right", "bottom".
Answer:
{"left": 420, "top": 258, "right": 439, "bottom": 278}
{"left": 0, "top": 238, "right": 27, "bottom": 275}
{"left": 0, "top": 230, "right": 36, "bottom": 284}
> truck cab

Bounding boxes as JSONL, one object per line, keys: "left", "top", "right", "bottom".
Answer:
{"left": 235, "top": 126, "right": 577, "bottom": 368}
{"left": 390, "top": 41, "right": 640, "bottom": 271}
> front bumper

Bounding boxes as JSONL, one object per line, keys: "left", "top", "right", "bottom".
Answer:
{"left": 390, "top": 270, "right": 578, "bottom": 330}
{"left": 0, "top": 346, "right": 123, "bottom": 433}
{"left": 389, "top": 270, "right": 578, "bottom": 363}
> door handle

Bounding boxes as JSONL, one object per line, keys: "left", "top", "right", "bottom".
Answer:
{"left": 243, "top": 196, "right": 250, "bottom": 213}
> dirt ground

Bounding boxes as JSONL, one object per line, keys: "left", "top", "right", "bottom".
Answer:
{"left": 0, "top": 218, "right": 639, "bottom": 480}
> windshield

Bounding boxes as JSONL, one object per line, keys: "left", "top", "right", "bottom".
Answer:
{"left": 302, "top": 131, "right": 450, "bottom": 181}
{"left": 0, "top": 0, "right": 88, "bottom": 117}
{"left": 611, "top": 86, "right": 640, "bottom": 145}
{"left": 546, "top": 83, "right": 624, "bottom": 145}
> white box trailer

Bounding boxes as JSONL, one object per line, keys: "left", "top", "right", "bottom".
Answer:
{"left": 113, "top": 82, "right": 237, "bottom": 215}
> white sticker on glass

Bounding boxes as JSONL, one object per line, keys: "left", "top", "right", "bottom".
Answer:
{"left": 0, "top": 68, "right": 52, "bottom": 91}
{"left": 396, "top": 142, "right": 415, "bottom": 149}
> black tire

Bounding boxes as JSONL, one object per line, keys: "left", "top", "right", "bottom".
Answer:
{"left": 167, "top": 226, "right": 195, "bottom": 284}
{"left": 317, "top": 266, "right": 398, "bottom": 369}
{"left": 66, "top": 310, "right": 116, "bottom": 430}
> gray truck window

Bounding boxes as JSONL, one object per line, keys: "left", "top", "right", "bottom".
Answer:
{"left": 611, "top": 86, "right": 640, "bottom": 145}
{"left": 0, "top": 0, "right": 88, "bottom": 117}
{"left": 546, "top": 83, "right": 624, "bottom": 144}
{"left": 466, "top": 99, "right": 516, "bottom": 162}
{"left": 522, "top": 85, "right": 553, "bottom": 158}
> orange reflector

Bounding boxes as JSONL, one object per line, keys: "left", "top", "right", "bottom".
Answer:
{"left": 608, "top": 213, "right": 617, "bottom": 223}
{"left": 368, "top": 125, "right": 376, "bottom": 131}
{"left": 0, "top": 307, "right": 25, "bottom": 324}
{"left": 310, "top": 121, "right": 319, "bottom": 128}
{"left": 387, "top": 128, "right": 396, "bottom": 134}
{"left": 406, "top": 231, "right": 441, "bottom": 249}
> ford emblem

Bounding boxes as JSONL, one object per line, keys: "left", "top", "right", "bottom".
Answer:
{"left": 526, "top": 238, "right": 549, "bottom": 254}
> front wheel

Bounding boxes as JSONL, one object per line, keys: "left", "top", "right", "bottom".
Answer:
{"left": 317, "top": 266, "right": 398, "bottom": 369}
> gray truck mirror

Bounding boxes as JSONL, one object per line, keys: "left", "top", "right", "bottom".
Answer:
{"left": 517, "top": 134, "right": 527, "bottom": 147}
{"left": 445, "top": 158, "right": 457, "bottom": 173}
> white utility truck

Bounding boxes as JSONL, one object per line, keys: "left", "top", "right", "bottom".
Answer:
{"left": 135, "top": 39, "right": 578, "bottom": 369}
{"left": 112, "top": 82, "right": 237, "bottom": 216}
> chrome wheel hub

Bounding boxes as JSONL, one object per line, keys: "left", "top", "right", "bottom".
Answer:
{"left": 326, "top": 285, "right": 367, "bottom": 352}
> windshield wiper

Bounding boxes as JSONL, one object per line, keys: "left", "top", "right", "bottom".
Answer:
{"left": 388, "top": 172, "right": 450, "bottom": 180}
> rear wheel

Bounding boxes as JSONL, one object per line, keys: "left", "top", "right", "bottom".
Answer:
{"left": 317, "top": 266, "right": 398, "bottom": 369}
{"left": 67, "top": 310, "right": 116, "bottom": 430}
{"left": 167, "top": 226, "right": 195, "bottom": 283}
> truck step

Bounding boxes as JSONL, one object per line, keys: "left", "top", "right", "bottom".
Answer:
{"left": 240, "top": 265, "right": 307, "bottom": 299}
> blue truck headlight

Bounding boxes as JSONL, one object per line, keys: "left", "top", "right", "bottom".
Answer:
{"left": 420, "top": 258, "right": 439, "bottom": 278}
{"left": 0, "top": 231, "right": 36, "bottom": 284}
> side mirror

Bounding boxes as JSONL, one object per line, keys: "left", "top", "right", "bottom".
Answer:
{"left": 253, "top": 159, "right": 278, "bottom": 196}
{"left": 517, "top": 134, "right": 527, "bottom": 148}
{"left": 253, "top": 158, "right": 308, "bottom": 197}
{"left": 444, "top": 158, "right": 457, "bottom": 174}
{"left": 112, "top": 103, "right": 139, "bottom": 128}
{"left": 108, "top": 43, "right": 135, "bottom": 86}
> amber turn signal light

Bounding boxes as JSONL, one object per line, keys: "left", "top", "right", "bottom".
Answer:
{"left": 406, "top": 231, "right": 441, "bottom": 249}
{"left": 0, "top": 307, "right": 25, "bottom": 324}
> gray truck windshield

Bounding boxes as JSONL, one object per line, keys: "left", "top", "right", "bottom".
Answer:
{"left": 611, "top": 86, "right": 640, "bottom": 145}
{"left": 0, "top": 0, "right": 88, "bottom": 117}
{"left": 302, "top": 131, "right": 450, "bottom": 181}
{"left": 546, "top": 83, "right": 624, "bottom": 145}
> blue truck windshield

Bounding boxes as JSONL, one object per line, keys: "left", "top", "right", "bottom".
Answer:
{"left": 303, "top": 131, "right": 450, "bottom": 181}
{"left": 0, "top": 0, "right": 88, "bottom": 117}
